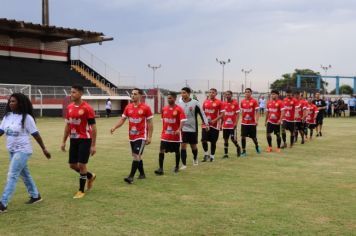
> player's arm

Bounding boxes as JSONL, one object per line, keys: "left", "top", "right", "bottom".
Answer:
{"left": 146, "top": 118, "right": 153, "bottom": 145}
{"left": 61, "top": 123, "right": 70, "bottom": 152}
{"left": 110, "top": 117, "right": 126, "bottom": 134}
{"left": 196, "top": 103, "right": 209, "bottom": 127}
{"left": 265, "top": 109, "right": 268, "bottom": 125}
{"left": 213, "top": 111, "right": 225, "bottom": 123}
{"left": 90, "top": 122, "right": 97, "bottom": 156}
{"left": 32, "top": 132, "right": 51, "bottom": 159}
{"left": 279, "top": 109, "right": 285, "bottom": 124}
{"left": 255, "top": 106, "right": 260, "bottom": 125}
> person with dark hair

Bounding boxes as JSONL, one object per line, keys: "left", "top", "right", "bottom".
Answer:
{"left": 265, "top": 90, "right": 284, "bottom": 152}
{"left": 178, "top": 87, "right": 209, "bottom": 167}
{"left": 0, "top": 93, "right": 51, "bottom": 213}
{"left": 240, "top": 88, "right": 261, "bottom": 156}
{"left": 201, "top": 88, "right": 225, "bottom": 162}
{"left": 106, "top": 98, "right": 112, "bottom": 118}
{"left": 281, "top": 89, "right": 297, "bottom": 148}
{"left": 154, "top": 92, "right": 186, "bottom": 175}
{"left": 305, "top": 98, "right": 319, "bottom": 139}
{"left": 294, "top": 91, "right": 308, "bottom": 144}
{"left": 259, "top": 96, "right": 266, "bottom": 115}
{"left": 61, "top": 85, "right": 97, "bottom": 199}
{"left": 312, "top": 92, "right": 327, "bottom": 136}
{"left": 222, "top": 90, "right": 241, "bottom": 158}
{"left": 110, "top": 88, "right": 153, "bottom": 184}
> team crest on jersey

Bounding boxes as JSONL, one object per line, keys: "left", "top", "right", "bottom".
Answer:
{"left": 173, "top": 110, "right": 178, "bottom": 116}
{"left": 249, "top": 102, "right": 253, "bottom": 106}
{"left": 275, "top": 103, "right": 279, "bottom": 107}
{"left": 231, "top": 105, "right": 235, "bottom": 109}
{"left": 78, "top": 109, "right": 84, "bottom": 115}
{"left": 189, "top": 107, "right": 193, "bottom": 111}
{"left": 128, "top": 110, "right": 133, "bottom": 114}
{"left": 212, "top": 103, "right": 217, "bottom": 107}
{"left": 291, "top": 102, "right": 294, "bottom": 105}
{"left": 138, "top": 109, "right": 143, "bottom": 115}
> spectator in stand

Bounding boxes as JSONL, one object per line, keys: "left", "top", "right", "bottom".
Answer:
{"left": 106, "top": 98, "right": 112, "bottom": 118}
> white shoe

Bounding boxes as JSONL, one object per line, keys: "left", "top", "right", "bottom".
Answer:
{"left": 193, "top": 159, "right": 198, "bottom": 166}
{"left": 180, "top": 165, "right": 187, "bottom": 170}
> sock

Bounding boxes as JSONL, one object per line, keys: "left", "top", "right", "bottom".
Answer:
{"left": 79, "top": 173, "right": 87, "bottom": 192}
{"left": 138, "top": 160, "right": 145, "bottom": 176}
{"left": 290, "top": 135, "right": 294, "bottom": 146}
{"left": 282, "top": 132, "right": 286, "bottom": 143}
{"left": 129, "top": 161, "right": 139, "bottom": 178}
{"left": 276, "top": 135, "right": 281, "bottom": 148}
{"left": 210, "top": 154, "right": 215, "bottom": 159}
{"left": 224, "top": 142, "right": 228, "bottom": 154}
{"left": 242, "top": 138, "right": 246, "bottom": 151}
{"left": 211, "top": 142, "right": 217, "bottom": 155}
{"left": 252, "top": 138, "right": 259, "bottom": 148}
{"left": 175, "top": 151, "right": 180, "bottom": 168}
{"left": 310, "top": 129, "right": 313, "bottom": 137}
{"left": 86, "top": 172, "right": 93, "bottom": 179}
{"left": 192, "top": 149, "right": 198, "bottom": 161}
{"left": 181, "top": 149, "right": 187, "bottom": 165}
{"left": 267, "top": 135, "right": 272, "bottom": 147}
{"left": 202, "top": 142, "right": 208, "bottom": 153}
{"left": 294, "top": 131, "right": 298, "bottom": 142}
{"left": 159, "top": 153, "right": 164, "bottom": 169}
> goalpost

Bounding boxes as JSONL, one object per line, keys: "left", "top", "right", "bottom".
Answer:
{"left": 0, "top": 84, "right": 32, "bottom": 118}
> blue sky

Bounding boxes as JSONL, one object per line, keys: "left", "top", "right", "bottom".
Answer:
{"left": 1, "top": 0, "right": 356, "bottom": 92}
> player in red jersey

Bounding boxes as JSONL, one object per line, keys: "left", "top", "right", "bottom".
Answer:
{"left": 240, "top": 88, "right": 261, "bottom": 156}
{"left": 265, "top": 90, "right": 284, "bottom": 152}
{"left": 154, "top": 92, "right": 186, "bottom": 175}
{"left": 281, "top": 89, "right": 297, "bottom": 148}
{"left": 222, "top": 90, "right": 241, "bottom": 158}
{"left": 305, "top": 97, "right": 319, "bottom": 140}
{"left": 110, "top": 88, "right": 153, "bottom": 184}
{"left": 201, "top": 88, "right": 224, "bottom": 162}
{"left": 61, "top": 85, "right": 97, "bottom": 199}
{"left": 293, "top": 91, "right": 308, "bottom": 144}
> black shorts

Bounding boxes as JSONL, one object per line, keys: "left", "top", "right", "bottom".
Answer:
{"left": 241, "top": 125, "right": 257, "bottom": 138}
{"left": 223, "top": 128, "right": 237, "bottom": 140}
{"left": 316, "top": 113, "right": 324, "bottom": 125}
{"left": 160, "top": 141, "right": 180, "bottom": 153}
{"left": 201, "top": 128, "right": 219, "bottom": 143}
{"left": 182, "top": 132, "right": 198, "bottom": 144}
{"left": 130, "top": 139, "right": 145, "bottom": 155}
{"left": 266, "top": 123, "right": 281, "bottom": 135}
{"left": 69, "top": 139, "right": 92, "bottom": 164}
{"left": 106, "top": 109, "right": 111, "bottom": 115}
{"left": 307, "top": 123, "right": 317, "bottom": 129}
{"left": 282, "top": 121, "right": 295, "bottom": 132}
{"left": 295, "top": 121, "right": 305, "bottom": 131}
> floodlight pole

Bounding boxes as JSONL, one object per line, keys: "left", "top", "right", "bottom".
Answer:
{"left": 241, "top": 69, "right": 252, "bottom": 91}
{"left": 320, "top": 64, "right": 332, "bottom": 76}
{"left": 216, "top": 58, "right": 231, "bottom": 100}
{"left": 147, "top": 64, "right": 161, "bottom": 88}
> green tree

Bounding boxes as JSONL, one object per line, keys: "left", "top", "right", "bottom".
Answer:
{"left": 330, "top": 84, "right": 353, "bottom": 95}
{"left": 270, "top": 69, "right": 328, "bottom": 93}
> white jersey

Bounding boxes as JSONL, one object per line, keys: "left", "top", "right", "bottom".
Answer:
{"left": 178, "top": 98, "right": 208, "bottom": 132}
{"left": 0, "top": 113, "right": 38, "bottom": 153}
{"left": 106, "top": 100, "right": 112, "bottom": 110}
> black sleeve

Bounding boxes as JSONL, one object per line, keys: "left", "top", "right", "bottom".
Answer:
{"left": 88, "top": 118, "right": 96, "bottom": 125}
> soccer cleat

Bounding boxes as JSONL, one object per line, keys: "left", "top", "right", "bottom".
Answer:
{"left": 87, "top": 173, "right": 96, "bottom": 190}
{"left": 256, "top": 146, "right": 261, "bottom": 154}
{"left": 202, "top": 155, "right": 209, "bottom": 162}
{"left": 281, "top": 143, "right": 287, "bottom": 149}
{"left": 180, "top": 165, "right": 187, "bottom": 170}
{"left": 319, "top": 132, "right": 322, "bottom": 137}
{"left": 240, "top": 151, "right": 247, "bottom": 157}
{"left": 316, "top": 133, "right": 319, "bottom": 137}
{"left": 193, "top": 159, "right": 199, "bottom": 166}
{"left": 138, "top": 174, "right": 146, "bottom": 179}
{"left": 266, "top": 147, "right": 272, "bottom": 153}
{"left": 154, "top": 168, "right": 164, "bottom": 176}
{"left": 210, "top": 157, "right": 214, "bottom": 162}
{"left": 222, "top": 154, "right": 229, "bottom": 159}
{"left": 275, "top": 148, "right": 281, "bottom": 153}
{"left": 0, "top": 202, "right": 7, "bottom": 214}
{"left": 301, "top": 140, "right": 305, "bottom": 144}
{"left": 26, "top": 195, "right": 43, "bottom": 204}
{"left": 174, "top": 167, "right": 179, "bottom": 173}
{"left": 124, "top": 177, "right": 134, "bottom": 184}
{"left": 237, "top": 146, "right": 241, "bottom": 157}
{"left": 73, "top": 191, "right": 85, "bottom": 199}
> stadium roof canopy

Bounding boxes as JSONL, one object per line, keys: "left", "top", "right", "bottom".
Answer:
{"left": 0, "top": 18, "right": 113, "bottom": 46}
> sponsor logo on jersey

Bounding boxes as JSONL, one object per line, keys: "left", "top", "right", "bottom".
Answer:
{"left": 78, "top": 109, "right": 84, "bottom": 115}
{"left": 138, "top": 109, "right": 143, "bottom": 115}
{"left": 163, "top": 118, "right": 176, "bottom": 123}
{"left": 129, "top": 117, "right": 143, "bottom": 123}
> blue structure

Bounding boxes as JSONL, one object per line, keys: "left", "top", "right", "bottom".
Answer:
{"left": 296, "top": 74, "right": 356, "bottom": 95}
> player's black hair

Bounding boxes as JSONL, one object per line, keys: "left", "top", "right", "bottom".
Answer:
{"left": 245, "top": 88, "right": 252, "bottom": 93}
{"left": 271, "top": 89, "right": 279, "bottom": 95}
{"left": 225, "top": 90, "right": 233, "bottom": 95}
{"left": 5, "top": 93, "right": 35, "bottom": 128}
{"left": 210, "top": 88, "right": 217, "bottom": 92}
{"left": 71, "top": 84, "right": 84, "bottom": 92}
{"left": 167, "top": 91, "right": 177, "bottom": 99}
{"left": 132, "top": 88, "right": 143, "bottom": 95}
{"left": 181, "top": 87, "right": 191, "bottom": 94}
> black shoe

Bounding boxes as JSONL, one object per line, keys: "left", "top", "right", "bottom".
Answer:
{"left": 210, "top": 157, "right": 214, "bottom": 162}
{"left": 174, "top": 167, "right": 179, "bottom": 173}
{"left": 301, "top": 140, "right": 305, "bottom": 144}
{"left": 222, "top": 154, "right": 229, "bottom": 159}
{"left": 237, "top": 146, "right": 241, "bottom": 157}
{"left": 281, "top": 143, "right": 287, "bottom": 149}
{"left": 202, "top": 155, "right": 209, "bottom": 162}
{"left": 0, "top": 202, "right": 7, "bottom": 214}
{"left": 319, "top": 132, "right": 322, "bottom": 137}
{"left": 316, "top": 133, "right": 319, "bottom": 137}
{"left": 154, "top": 168, "right": 164, "bottom": 175}
{"left": 137, "top": 174, "right": 146, "bottom": 179}
{"left": 26, "top": 195, "right": 43, "bottom": 204}
{"left": 124, "top": 177, "right": 134, "bottom": 184}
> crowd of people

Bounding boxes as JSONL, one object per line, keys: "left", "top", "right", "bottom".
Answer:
{"left": 0, "top": 85, "right": 331, "bottom": 213}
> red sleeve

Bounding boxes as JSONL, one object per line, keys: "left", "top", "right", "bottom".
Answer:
{"left": 123, "top": 105, "right": 129, "bottom": 117}
{"left": 255, "top": 100, "right": 259, "bottom": 109}
{"left": 145, "top": 105, "right": 153, "bottom": 119}
{"left": 179, "top": 107, "right": 186, "bottom": 121}
{"left": 87, "top": 106, "right": 95, "bottom": 119}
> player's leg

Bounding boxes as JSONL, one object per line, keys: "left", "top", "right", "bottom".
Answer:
{"left": 201, "top": 129, "right": 209, "bottom": 162}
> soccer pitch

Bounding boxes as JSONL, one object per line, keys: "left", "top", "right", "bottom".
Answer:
{"left": 0, "top": 116, "right": 355, "bottom": 235}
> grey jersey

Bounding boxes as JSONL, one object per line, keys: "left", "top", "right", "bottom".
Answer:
{"left": 178, "top": 98, "right": 208, "bottom": 132}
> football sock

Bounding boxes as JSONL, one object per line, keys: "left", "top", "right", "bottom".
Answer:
{"left": 181, "top": 149, "right": 187, "bottom": 165}
{"left": 79, "top": 173, "right": 87, "bottom": 192}
{"left": 224, "top": 142, "right": 228, "bottom": 154}
{"left": 175, "top": 151, "right": 180, "bottom": 168}
{"left": 202, "top": 142, "right": 208, "bottom": 152}
{"left": 211, "top": 142, "right": 217, "bottom": 155}
{"left": 276, "top": 135, "right": 281, "bottom": 148}
{"left": 267, "top": 135, "right": 272, "bottom": 147}
{"left": 129, "top": 161, "right": 139, "bottom": 178}
{"left": 138, "top": 160, "right": 145, "bottom": 176}
{"left": 241, "top": 138, "right": 246, "bottom": 151}
{"left": 192, "top": 149, "right": 198, "bottom": 161}
{"left": 159, "top": 153, "right": 164, "bottom": 169}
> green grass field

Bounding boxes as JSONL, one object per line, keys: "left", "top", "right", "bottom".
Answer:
{"left": 0, "top": 116, "right": 355, "bottom": 235}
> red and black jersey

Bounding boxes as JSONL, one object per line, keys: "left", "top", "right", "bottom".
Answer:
{"left": 283, "top": 97, "right": 298, "bottom": 122}
{"left": 222, "top": 100, "right": 240, "bottom": 129}
{"left": 306, "top": 103, "right": 319, "bottom": 124}
{"left": 202, "top": 98, "right": 224, "bottom": 130}
{"left": 295, "top": 99, "right": 308, "bottom": 122}
{"left": 161, "top": 105, "right": 187, "bottom": 142}
{"left": 123, "top": 103, "right": 153, "bottom": 141}
{"left": 65, "top": 101, "right": 96, "bottom": 139}
{"left": 240, "top": 98, "right": 259, "bottom": 125}
{"left": 266, "top": 99, "right": 284, "bottom": 124}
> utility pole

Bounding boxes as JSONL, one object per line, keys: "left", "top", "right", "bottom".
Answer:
{"left": 241, "top": 69, "right": 252, "bottom": 91}
{"left": 42, "top": 0, "right": 49, "bottom": 26}
{"left": 216, "top": 58, "right": 231, "bottom": 100}
{"left": 147, "top": 64, "right": 161, "bottom": 88}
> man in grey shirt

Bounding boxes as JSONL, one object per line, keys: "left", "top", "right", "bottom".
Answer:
{"left": 178, "top": 87, "right": 209, "bottom": 168}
